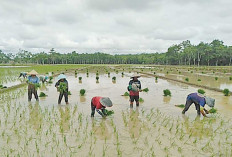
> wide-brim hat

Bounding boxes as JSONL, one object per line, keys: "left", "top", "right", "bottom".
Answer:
{"left": 100, "top": 97, "right": 113, "bottom": 107}
{"left": 28, "top": 70, "right": 38, "bottom": 75}
{"left": 131, "top": 74, "right": 141, "bottom": 78}
{"left": 205, "top": 96, "right": 215, "bottom": 107}
{"left": 58, "top": 74, "right": 66, "bottom": 80}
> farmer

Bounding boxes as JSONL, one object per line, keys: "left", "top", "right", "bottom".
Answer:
{"left": 55, "top": 74, "right": 69, "bottom": 105}
{"left": 182, "top": 93, "right": 215, "bottom": 117}
{"left": 39, "top": 75, "right": 49, "bottom": 83}
{"left": 91, "top": 97, "right": 113, "bottom": 117}
{"left": 19, "top": 72, "right": 27, "bottom": 78}
{"left": 128, "top": 74, "right": 142, "bottom": 108}
{"left": 27, "top": 70, "right": 40, "bottom": 101}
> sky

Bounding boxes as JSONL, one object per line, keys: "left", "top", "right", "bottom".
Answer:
{"left": 0, "top": 0, "right": 231, "bottom": 54}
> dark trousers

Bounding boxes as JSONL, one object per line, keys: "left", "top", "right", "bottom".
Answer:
{"left": 91, "top": 101, "right": 96, "bottom": 117}
{"left": 182, "top": 99, "right": 200, "bottom": 115}
{"left": 28, "top": 84, "right": 38, "bottom": 101}
{"left": 58, "top": 92, "right": 68, "bottom": 104}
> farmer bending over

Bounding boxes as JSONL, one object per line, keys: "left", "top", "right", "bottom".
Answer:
{"left": 128, "top": 74, "right": 142, "bottom": 108}
{"left": 91, "top": 97, "right": 113, "bottom": 117}
{"left": 55, "top": 74, "right": 69, "bottom": 105}
{"left": 182, "top": 93, "right": 215, "bottom": 117}
{"left": 27, "top": 70, "right": 40, "bottom": 101}
{"left": 19, "top": 72, "right": 27, "bottom": 78}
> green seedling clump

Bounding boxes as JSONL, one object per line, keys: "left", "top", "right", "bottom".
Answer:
{"left": 155, "top": 76, "right": 158, "bottom": 81}
{"left": 112, "top": 76, "right": 116, "bottom": 81}
{"left": 49, "top": 76, "right": 53, "bottom": 81}
{"left": 123, "top": 92, "right": 129, "bottom": 96}
{"left": 139, "top": 98, "right": 144, "bottom": 102}
{"left": 223, "top": 88, "right": 230, "bottom": 96}
{"left": 34, "top": 83, "right": 41, "bottom": 90}
{"left": 58, "top": 82, "right": 68, "bottom": 93}
{"left": 198, "top": 89, "right": 205, "bottom": 95}
{"left": 229, "top": 76, "right": 232, "bottom": 81}
{"left": 79, "top": 77, "right": 82, "bottom": 81}
{"left": 68, "top": 91, "right": 72, "bottom": 95}
{"left": 215, "top": 77, "right": 218, "bottom": 81}
{"left": 163, "top": 89, "right": 171, "bottom": 96}
{"left": 142, "top": 88, "right": 149, "bottom": 92}
{"left": 80, "top": 89, "right": 86, "bottom": 96}
{"left": 175, "top": 104, "right": 185, "bottom": 108}
{"left": 185, "top": 78, "right": 189, "bottom": 82}
{"left": 105, "top": 109, "right": 114, "bottom": 116}
{"left": 48, "top": 80, "right": 53, "bottom": 84}
{"left": 209, "top": 108, "right": 217, "bottom": 113}
{"left": 96, "top": 76, "right": 99, "bottom": 81}
{"left": 39, "top": 92, "right": 47, "bottom": 97}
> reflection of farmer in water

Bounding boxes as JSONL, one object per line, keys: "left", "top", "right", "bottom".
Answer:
{"left": 91, "top": 97, "right": 113, "bottom": 117}
{"left": 128, "top": 74, "right": 142, "bottom": 108}
{"left": 182, "top": 93, "right": 215, "bottom": 117}
{"left": 91, "top": 119, "right": 112, "bottom": 140}
{"left": 59, "top": 106, "right": 71, "bottom": 133}
{"left": 128, "top": 108, "right": 142, "bottom": 138}
{"left": 182, "top": 115, "right": 213, "bottom": 138}
{"left": 28, "top": 102, "right": 43, "bottom": 131}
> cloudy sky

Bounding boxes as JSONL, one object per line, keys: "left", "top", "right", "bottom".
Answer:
{"left": 0, "top": 0, "right": 231, "bottom": 54}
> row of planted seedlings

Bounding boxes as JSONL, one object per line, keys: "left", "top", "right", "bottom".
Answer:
{"left": 0, "top": 76, "right": 232, "bottom": 156}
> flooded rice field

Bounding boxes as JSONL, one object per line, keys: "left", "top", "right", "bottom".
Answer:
{"left": 0, "top": 68, "right": 232, "bottom": 156}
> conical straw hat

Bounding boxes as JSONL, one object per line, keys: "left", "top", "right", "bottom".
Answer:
{"left": 28, "top": 70, "right": 38, "bottom": 75}
{"left": 100, "top": 97, "right": 113, "bottom": 107}
{"left": 131, "top": 74, "right": 141, "bottom": 78}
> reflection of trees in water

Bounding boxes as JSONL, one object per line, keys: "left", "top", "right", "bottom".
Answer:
{"left": 128, "top": 108, "right": 142, "bottom": 139}
{"left": 91, "top": 119, "right": 112, "bottom": 140}
{"left": 182, "top": 115, "right": 214, "bottom": 139}
{"left": 28, "top": 102, "right": 43, "bottom": 131}
{"left": 59, "top": 106, "right": 71, "bottom": 133}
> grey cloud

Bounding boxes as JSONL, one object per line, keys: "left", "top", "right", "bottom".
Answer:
{"left": 0, "top": 0, "right": 231, "bottom": 54}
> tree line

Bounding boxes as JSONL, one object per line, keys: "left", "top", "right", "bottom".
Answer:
{"left": 0, "top": 39, "right": 231, "bottom": 66}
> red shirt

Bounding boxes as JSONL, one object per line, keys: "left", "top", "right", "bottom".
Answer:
{"left": 91, "top": 96, "right": 105, "bottom": 109}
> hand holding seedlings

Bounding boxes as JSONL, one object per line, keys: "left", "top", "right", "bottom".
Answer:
{"left": 90, "top": 97, "right": 113, "bottom": 117}
{"left": 55, "top": 74, "right": 69, "bottom": 105}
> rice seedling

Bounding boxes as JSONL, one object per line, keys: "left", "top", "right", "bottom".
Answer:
{"left": 197, "top": 89, "right": 205, "bottom": 94}
{"left": 163, "top": 89, "right": 171, "bottom": 96}
{"left": 139, "top": 98, "right": 144, "bottom": 103}
{"left": 108, "top": 72, "right": 110, "bottom": 77}
{"left": 215, "top": 77, "right": 218, "bottom": 81}
{"left": 68, "top": 91, "right": 72, "bottom": 95}
{"left": 155, "top": 76, "right": 158, "bottom": 81}
{"left": 78, "top": 77, "right": 82, "bottom": 81}
{"left": 96, "top": 76, "right": 99, "bottom": 81}
{"left": 39, "top": 92, "right": 47, "bottom": 97}
{"left": 209, "top": 108, "right": 217, "bottom": 113}
{"left": 142, "top": 88, "right": 149, "bottom": 92}
{"left": 112, "top": 76, "right": 116, "bottom": 81}
{"left": 175, "top": 104, "right": 185, "bottom": 108}
{"left": 185, "top": 78, "right": 189, "bottom": 82}
{"left": 79, "top": 89, "right": 86, "bottom": 96}
{"left": 197, "top": 78, "right": 201, "bottom": 81}
{"left": 229, "top": 76, "right": 232, "bottom": 81}
{"left": 49, "top": 76, "right": 53, "bottom": 81}
{"left": 153, "top": 72, "right": 156, "bottom": 74}
{"left": 104, "top": 109, "right": 114, "bottom": 116}
{"left": 123, "top": 92, "right": 129, "bottom": 96}
{"left": 223, "top": 88, "right": 230, "bottom": 96}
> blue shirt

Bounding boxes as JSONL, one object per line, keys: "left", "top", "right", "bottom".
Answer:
{"left": 187, "top": 93, "right": 206, "bottom": 107}
{"left": 28, "top": 76, "right": 40, "bottom": 84}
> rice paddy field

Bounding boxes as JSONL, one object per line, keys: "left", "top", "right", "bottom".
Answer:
{"left": 0, "top": 64, "right": 232, "bottom": 157}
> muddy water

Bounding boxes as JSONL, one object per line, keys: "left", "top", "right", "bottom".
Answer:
{"left": 0, "top": 72, "right": 232, "bottom": 156}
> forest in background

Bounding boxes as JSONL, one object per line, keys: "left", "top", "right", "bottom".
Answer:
{"left": 0, "top": 39, "right": 231, "bottom": 66}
